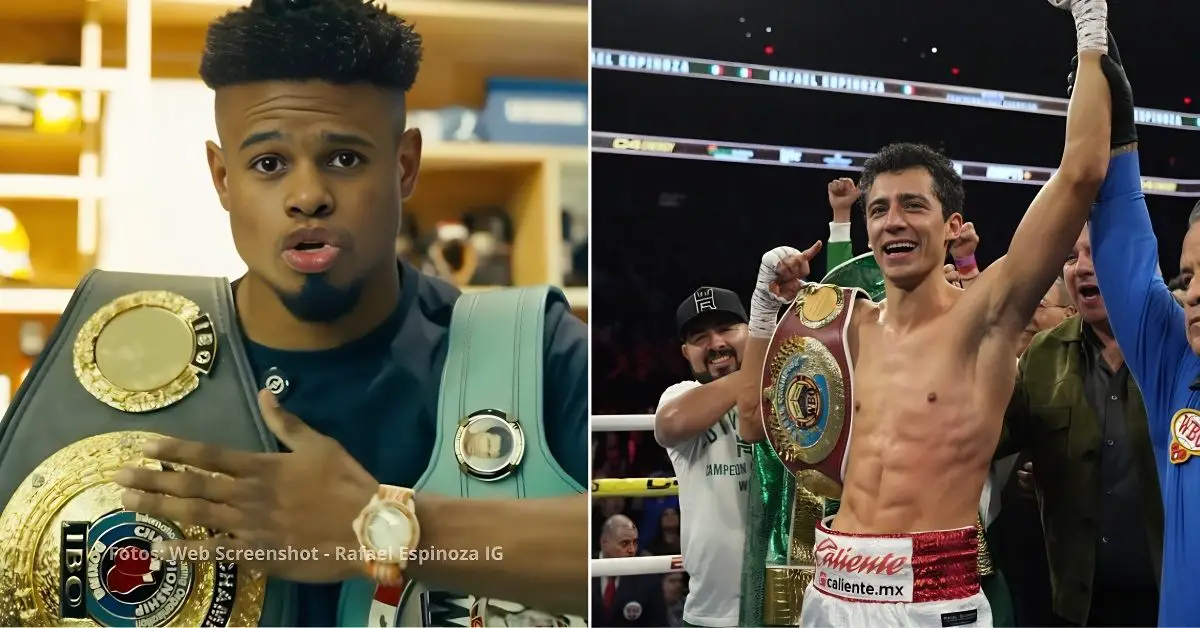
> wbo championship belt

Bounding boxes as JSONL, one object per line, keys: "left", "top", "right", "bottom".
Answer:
{"left": 760, "top": 281, "right": 859, "bottom": 500}
{"left": 0, "top": 271, "right": 295, "bottom": 626}
{"left": 744, "top": 253, "right": 877, "bottom": 627}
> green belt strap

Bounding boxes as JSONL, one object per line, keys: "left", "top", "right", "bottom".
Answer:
{"left": 338, "top": 286, "right": 583, "bottom": 626}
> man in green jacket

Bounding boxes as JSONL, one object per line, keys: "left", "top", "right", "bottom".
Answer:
{"left": 997, "top": 225, "right": 1163, "bottom": 626}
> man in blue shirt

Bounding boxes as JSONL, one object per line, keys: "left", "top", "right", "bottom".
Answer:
{"left": 109, "top": 0, "right": 589, "bottom": 623}
{"left": 1086, "top": 40, "right": 1195, "bottom": 628}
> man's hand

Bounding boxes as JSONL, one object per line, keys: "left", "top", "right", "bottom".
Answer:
{"left": 769, "top": 242, "right": 823, "bottom": 302}
{"left": 749, "top": 243, "right": 822, "bottom": 338}
{"left": 950, "top": 222, "right": 979, "bottom": 260}
{"left": 1016, "top": 461, "right": 1036, "bottom": 494}
{"left": 115, "top": 389, "right": 380, "bottom": 582}
{"left": 944, "top": 264, "right": 962, "bottom": 286}
{"left": 827, "top": 178, "right": 860, "bottom": 223}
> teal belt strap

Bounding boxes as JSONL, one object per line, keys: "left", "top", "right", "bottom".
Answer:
{"left": 338, "top": 286, "right": 582, "bottom": 627}
{"left": 420, "top": 285, "right": 581, "bottom": 498}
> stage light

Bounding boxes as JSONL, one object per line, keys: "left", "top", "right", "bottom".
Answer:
{"left": 931, "top": 47, "right": 938, "bottom": 53}
{"left": 766, "top": 27, "right": 772, "bottom": 33}
{"left": 764, "top": 45, "right": 774, "bottom": 55}
{"left": 951, "top": 67, "right": 961, "bottom": 75}
{"left": 1186, "top": 97, "right": 1193, "bottom": 106}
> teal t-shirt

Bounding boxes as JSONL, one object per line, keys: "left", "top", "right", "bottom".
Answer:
{"left": 239, "top": 261, "right": 589, "bottom": 625}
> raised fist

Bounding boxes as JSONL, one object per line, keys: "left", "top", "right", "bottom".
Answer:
{"left": 950, "top": 222, "right": 979, "bottom": 259}
{"left": 827, "top": 178, "right": 860, "bottom": 220}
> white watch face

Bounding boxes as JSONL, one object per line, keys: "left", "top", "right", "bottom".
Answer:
{"left": 366, "top": 505, "right": 412, "bottom": 559}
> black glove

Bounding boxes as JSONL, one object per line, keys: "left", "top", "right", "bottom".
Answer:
{"left": 1067, "top": 29, "right": 1137, "bottom": 148}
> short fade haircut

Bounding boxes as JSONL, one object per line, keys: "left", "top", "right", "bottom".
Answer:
{"left": 858, "top": 143, "right": 965, "bottom": 221}
{"left": 200, "top": 0, "right": 423, "bottom": 92}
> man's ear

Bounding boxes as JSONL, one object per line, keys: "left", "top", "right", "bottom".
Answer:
{"left": 206, "top": 141, "right": 230, "bottom": 212}
{"left": 945, "top": 212, "right": 964, "bottom": 239}
{"left": 398, "top": 127, "right": 422, "bottom": 200}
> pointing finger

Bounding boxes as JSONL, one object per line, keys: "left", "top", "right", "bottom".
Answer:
{"left": 257, "top": 389, "right": 322, "bottom": 452}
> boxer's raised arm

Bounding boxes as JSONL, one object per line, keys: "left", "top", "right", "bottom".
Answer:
{"left": 827, "top": 221, "right": 853, "bottom": 269}
{"left": 655, "top": 375, "right": 743, "bottom": 448}
{"left": 1090, "top": 150, "right": 1193, "bottom": 420}
{"left": 827, "top": 177, "right": 858, "bottom": 269}
{"left": 980, "top": 51, "right": 1110, "bottom": 335}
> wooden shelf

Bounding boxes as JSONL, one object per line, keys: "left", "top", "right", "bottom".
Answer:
{"left": 0, "top": 0, "right": 587, "bottom": 112}
{"left": 421, "top": 142, "right": 585, "bottom": 172}
{"left": 0, "top": 128, "right": 83, "bottom": 175}
{"left": 0, "top": 287, "right": 72, "bottom": 314}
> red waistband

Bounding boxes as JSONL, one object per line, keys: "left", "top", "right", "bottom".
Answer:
{"left": 813, "top": 516, "right": 980, "bottom": 604}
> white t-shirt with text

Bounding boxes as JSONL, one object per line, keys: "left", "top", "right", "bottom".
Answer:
{"left": 655, "top": 380, "right": 751, "bottom": 627}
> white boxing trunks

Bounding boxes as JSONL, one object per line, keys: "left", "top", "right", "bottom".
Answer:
{"left": 799, "top": 516, "right": 991, "bottom": 628}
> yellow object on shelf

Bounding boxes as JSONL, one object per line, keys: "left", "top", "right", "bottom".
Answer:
{"left": 0, "top": 207, "right": 32, "bottom": 282}
{"left": 33, "top": 90, "right": 80, "bottom": 134}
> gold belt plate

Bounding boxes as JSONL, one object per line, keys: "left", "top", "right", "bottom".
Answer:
{"left": 763, "top": 336, "right": 846, "bottom": 467}
{"left": 0, "top": 432, "right": 265, "bottom": 626}
{"left": 74, "top": 291, "right": 217, "bottom": 413}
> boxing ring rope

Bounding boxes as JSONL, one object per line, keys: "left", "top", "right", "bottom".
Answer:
{"left": 591, "top": 414, "right": 654, "bottom": 431}
{"left": 593, "top": 554, "right": 686, "bottom": 577}
{"left": 592, "top": 478, "right": 679, "bottom": 497}
{"left": 591, "top": 413, "right": 686, "bottom": 577}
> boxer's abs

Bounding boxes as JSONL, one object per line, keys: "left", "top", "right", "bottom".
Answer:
{"left": 837, "top": 340, "right": 1006, "bottom": 534}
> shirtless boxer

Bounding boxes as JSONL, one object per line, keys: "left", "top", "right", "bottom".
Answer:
{"left": 737, "top": 1, "right": 1120, "bottom": 624}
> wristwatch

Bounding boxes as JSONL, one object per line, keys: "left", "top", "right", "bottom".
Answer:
{"left": 352, "top": 484, "right": 420, "bottom": 586}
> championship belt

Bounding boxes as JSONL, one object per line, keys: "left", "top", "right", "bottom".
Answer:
{"left": 338, "top": 287, "right": 586, "bottom": 627}
{"left": 744, "top": 253, "right": 882, "bottom": 626}
{"left": 0, "top": 270, "right": 296, "bottom": 626}
{"left": 761, "top": 282, "right": 858, "bottom": 499}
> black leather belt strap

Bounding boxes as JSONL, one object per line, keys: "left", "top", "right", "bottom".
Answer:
{"left": 0, "top": 269, "right": 296, "bottom": 625}
{"left": 0, "top": 270, "right": 279, "bottom": 494}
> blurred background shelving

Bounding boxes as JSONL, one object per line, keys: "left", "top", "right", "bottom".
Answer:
{"left": 0, "top": 0, "right": 589, "bottom": 400}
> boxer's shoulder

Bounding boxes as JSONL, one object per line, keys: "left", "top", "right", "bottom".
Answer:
{"left": 850, "top": 295, "right": 881, "bottom": 322}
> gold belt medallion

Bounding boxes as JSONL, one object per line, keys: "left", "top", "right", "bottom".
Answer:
{"left": 0, "top": 432, "right": 265, "bottom": 626}
{"left": 763, "top": 336, "right": 846, "bottom": 467}
{"left": 796, "top": 285, "right": 844, "bottom": 330}
{"left": 74, "top": 291, "right": 217, "bottom": 413}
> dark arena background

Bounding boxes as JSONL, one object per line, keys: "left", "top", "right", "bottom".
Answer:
{"left": 589, "top": 0, "right": 1200, "bottom": 625}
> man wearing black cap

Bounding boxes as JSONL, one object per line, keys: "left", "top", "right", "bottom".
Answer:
{"left": 654, "top": 286, "right": 752, "bottom": 627}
